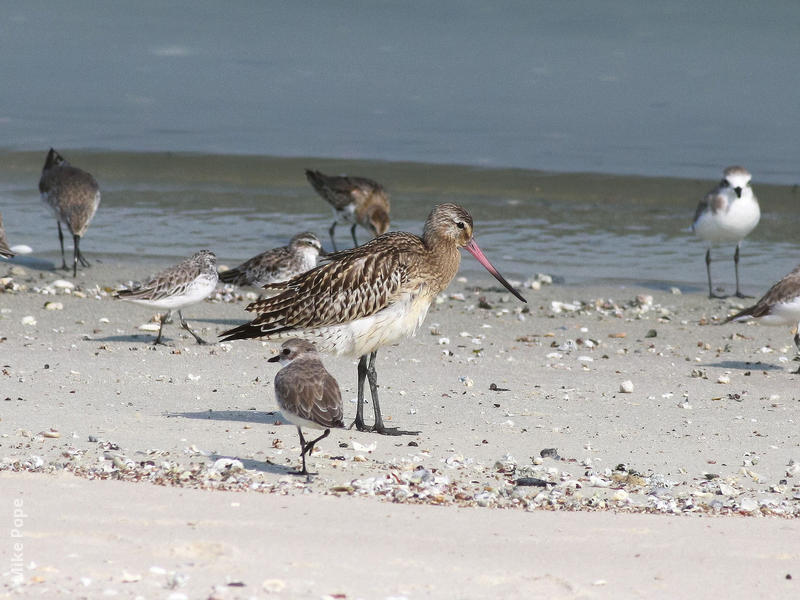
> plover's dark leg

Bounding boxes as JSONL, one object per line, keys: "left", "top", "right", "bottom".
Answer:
{"left": 177, "top": 310, "right": 208, "bottom": 345}
{"left": 733, "top": 242, "right": 751, "bottom": 298}
{"left": 705, "top": 248, "right": 726, "bottom": 298}
{"left": 793, "top": 330, "right": 800, "bottom": 374}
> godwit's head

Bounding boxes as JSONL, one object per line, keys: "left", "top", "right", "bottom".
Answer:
{"left": 268, "top": 338, "right": 319, "bottom": 366}
{"left": 722, "top": 166, "right": 752, "bottom": 199}
{"left": 424, "top": 203, "right": 527, "bottom": 303}
{"left": 289, "top": 231, "right": 326, "bottom": 258}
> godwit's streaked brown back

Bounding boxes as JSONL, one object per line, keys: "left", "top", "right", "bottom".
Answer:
{"left": 0, "top": 212, "right": 13, "bottom": 259}
{"left": 219, "top": 232, "right": 324, "bottom": 288}
{"left": 38, "top": 148, "right": 101, "bottom": 276}
{"left": 305, "top": 169, "right": 390, "bottom": 251}
{"left": 221, "top": 203, "right": 526, "bottom": 435}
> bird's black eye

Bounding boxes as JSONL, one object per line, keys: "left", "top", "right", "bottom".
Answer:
{"left": 456, "top": 221, "right": 465, "bottom": 229}
{"left": 282, "top": 348, "right": 290, "bottom": 355}
{"left": 720, "top": 179, "right": 729, "bottom": 187}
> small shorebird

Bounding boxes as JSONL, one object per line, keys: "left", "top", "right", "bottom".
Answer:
{"left": 218, "top": 232, "right": 324, "bottom": 288}
{"left": 0, "top": 212, "right": 13, "bottom": 259}
{"left": 724, "top": 264, "right": 800, "bottom": 373}
{"left": 268, "top": 338, "right": 344, "bottom": 475}
{"left": 692, "top": 166, "right": 760, "bottom": 298}
{"left": 116, "top": 250, "right": 218, "bottom": 345}
{"left": 221, "top": 203, "right": 527, "bottom": 435}
{"left": 38, "top": 148, "right": 101, "bottom": 277}
{"left": 305, "top": 169, "right": 390, "bottom": 251}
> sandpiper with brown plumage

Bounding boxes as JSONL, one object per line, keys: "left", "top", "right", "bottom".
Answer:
{"left": 0, "top": 212, "right": 14, "bottom": 259}
{"left": 218, "top": 232, "right": 324, "bottom": 289}
{"left": 38, "top": 148, "right": 101, "bottom": 277}
{"left": 220, "top": 203, "right": 526, "bottom": 435}
{"left": 724, "top": 264, "right": 800, "bottom": 373}
{"left": 268, "top": 338, "right": 345, "bottom": 476}
{"left": 116, "top": 250, "right": 219, "bottom": 345}
{"left": 305, "top": 169, "right": 390, "bottom": 252}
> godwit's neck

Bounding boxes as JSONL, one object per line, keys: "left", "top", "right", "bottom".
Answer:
{"left": 423, "top": 235, "right": 462, "bottom": 294}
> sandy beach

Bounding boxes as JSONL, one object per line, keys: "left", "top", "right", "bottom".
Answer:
{"left": 2, "top": 256, "right": 800, "bottom": 598}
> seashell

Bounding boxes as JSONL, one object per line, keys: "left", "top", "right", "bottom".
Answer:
{"left": 52, "top": 279, "right": 74, "bottom": 289}
{"left": 21, "top": 315, "right": 37, "bottom": 326}
{"left": 138, "top": 322, "right": 161, "bottom": 332}
{"left": 44, "top": 301, "right": 63, "bottom": 311}
{"left": 619, "top": 380, "right": 634, "bottom": 393}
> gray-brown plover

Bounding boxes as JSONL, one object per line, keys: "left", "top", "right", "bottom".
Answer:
{"left": 219, "top": 232, "right": 324, "bottom": 288}
{"left": 305, "top": 169, "right": 390, "bottom": 251}
{"left": 116, "top": 250, "right": 218, "bottom": 345}
{"left": 692, "top": 166, "right": 760, "bottom": 298}
{"left": 724, "top": 264, "right": 800, "bottom": 373}
{"left": 268, "top": 338, "right": 344, "bottom": 475}
{"left": 38, "top": 148, "right": 101, "bottom": 277}
{"left": 221, "top": 203, "right": 526, "bottom": 435}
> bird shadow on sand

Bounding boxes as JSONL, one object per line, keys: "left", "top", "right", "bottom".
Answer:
{"left": 167, "top": 409, "right": 285, "bottom": 426}
{"left": 90, "top": 334, "right": 160, "bottom": 344}
{"left": 207, "top": 453, "right": 293, "bottom": 475}
{"left": 702, "top": 360, "right": 784, "bottom": 371}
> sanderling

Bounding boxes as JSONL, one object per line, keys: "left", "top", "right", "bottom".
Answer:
{"left": 219, "top": 232, "right": 324, "bottom": 288}
{"left": 116, "top": 250, "right": 218, "bottom": 345}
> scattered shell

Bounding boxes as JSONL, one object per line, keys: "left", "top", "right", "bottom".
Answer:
{"left": 138, "top": 322, "right": 161, "bottom": 332}
{"left": 619, "top": 380, "right": 634, "bottom": 393}
{"left": 21, "top": 315, "right": 37, "bottom": 326}
{"left": 52, "top": 279, "right": 75, "bottom": 289}
{"left": 352, "top": 440, "right": 377, "bottom": 453}
{"left": 717, "top": 375, "right": 731, "bottom": 384}
{"left": 44, "top": 301, "right": 64, "bottom": 311}
{"left": 41, "top": 429, "right": 61, "bottom": 439}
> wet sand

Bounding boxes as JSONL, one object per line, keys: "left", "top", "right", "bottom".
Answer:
{"left": 2, "top": 257, "right": 800, "bottom": 598}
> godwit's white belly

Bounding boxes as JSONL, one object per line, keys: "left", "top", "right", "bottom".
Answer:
{"left": 301, "top": 287, "right": 432, "bottom": 358}
{"left": 693, "top": 197, "right": 760, "bottom": 244}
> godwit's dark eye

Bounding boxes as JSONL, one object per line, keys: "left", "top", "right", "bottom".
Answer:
{"left": 456, "top": 221, "right": 465, "bottom": 229}
{"left": 282, "top": 348, "right": 290, "bottom": 355}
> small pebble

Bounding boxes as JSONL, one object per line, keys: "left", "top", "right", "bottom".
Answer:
{"left": 619, "top": 380, "right": 634, "bottom": 393}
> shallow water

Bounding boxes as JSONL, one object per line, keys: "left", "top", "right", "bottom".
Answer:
{"left": 1, "top": 151, "right": 797, "bottom": 293}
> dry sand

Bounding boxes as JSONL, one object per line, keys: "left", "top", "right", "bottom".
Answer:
{"left": 1, "top": 256, "right": 800, "bottom": 598}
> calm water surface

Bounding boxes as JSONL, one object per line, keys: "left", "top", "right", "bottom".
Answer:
{"left": 1, "top": 152, "right": 797, "bottom": 293}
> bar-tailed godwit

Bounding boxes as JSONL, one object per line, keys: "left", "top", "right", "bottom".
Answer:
{"left": 305, "top": 169, "right": 390, "bottom": 251}
{"left": 692, "top": 166, "right": 760, "bottom": 298}
{"left": 268, "top": 338, "right": 345, "bottom": 475}
{"left": 38, "top": 148, "right": 101, "bottom": 277}
{"left": 724, "top": 264, "right": 800, "bottom": 373}
{"left": 221, "top": 203, "right": 526, "bottom": 435}
{"left": 219, "top": 232, "right": 324, "bottom": 288}
{"left": 116, "top": 250, "right": 218, "bottom": 345}
{"left": 0, "top": 212, "right": 13, "bottom": 259}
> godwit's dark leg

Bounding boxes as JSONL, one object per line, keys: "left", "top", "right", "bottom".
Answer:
{"left": 354, "top": 354, "right": 369, "bottom": 431}
{"left": 178, "top": 309, "right": 208, "bottom": 345}
{"left": 57, "top": 222, "right": 67, "bottom": 270}
{"left": 329, "top": 222, "right": 338, "bottom": 252}
{"left": 350, "top": 223, "right": 359, "bottom": 247}
{"left": 363, "top": 351, "right": 419, "bottom": 436}
{"left": 75, "top": 234, "right": 90, "bottom": 268}
{"left": 154, "top": 310, "right": 171, "bottom": 345}
{"left": 733, "top": 242, "right": 751, "bottom": 298}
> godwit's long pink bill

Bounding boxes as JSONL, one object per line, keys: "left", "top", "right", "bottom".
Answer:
{"left": 464, "top": 239, "right": 526, "bottom": 302}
